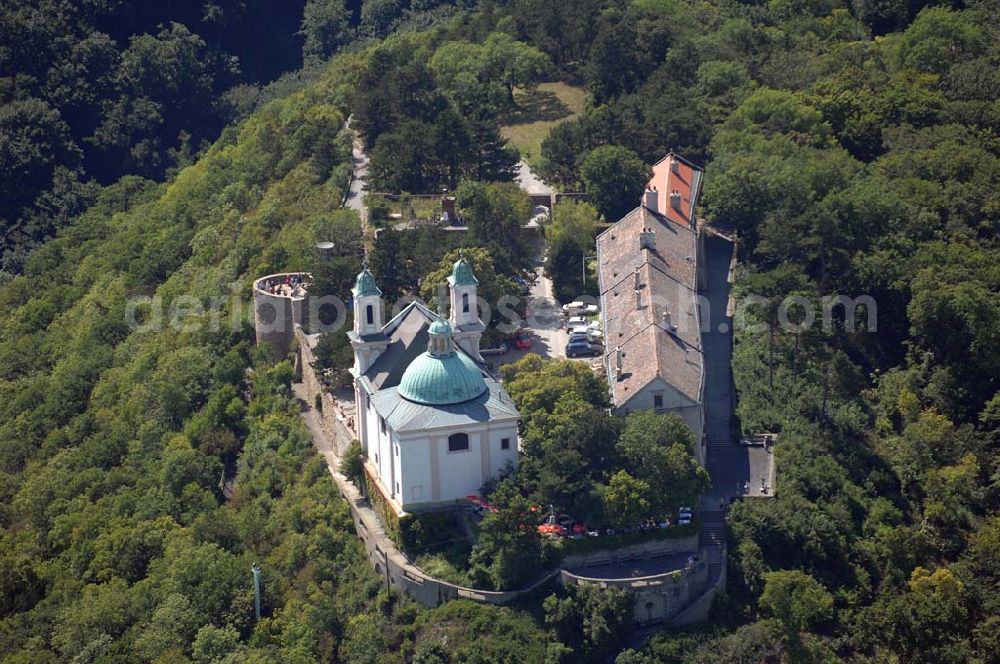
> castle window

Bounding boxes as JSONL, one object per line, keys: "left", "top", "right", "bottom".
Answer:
{"left": 501, "top": 438, "right": 511, "bottom": 450}
{"left": 448, "top": 433, "right": 469, "bottom": 452}
{"left": 366, "top": 304, "right": 374, "bottom": 326}
{"left": 462, "top": 292, "right": 470, "bottom": 314}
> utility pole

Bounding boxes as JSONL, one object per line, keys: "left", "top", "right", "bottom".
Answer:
{"left": 251, "top": 563, "right": 262, "bottom": 623}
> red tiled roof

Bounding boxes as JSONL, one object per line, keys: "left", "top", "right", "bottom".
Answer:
{"left": 647, "top": 153, "right": 702, "bottom": 230}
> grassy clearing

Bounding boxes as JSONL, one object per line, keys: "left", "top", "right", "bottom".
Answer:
{"left": 501, "top": 82, "right": 588, "bottom": 165}
{"left": 367, "top": 193, "right": 444, "bottom": 225}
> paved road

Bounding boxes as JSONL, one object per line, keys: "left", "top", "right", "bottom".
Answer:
{"left": 344, "top": 117, "right": 369, "bottom": 224}
{"left": 701, "top": 235, "right": 746, "bottom": 502}
{"left": 516, "top": 160, "right": 552, "bottom": 196}
{"left": 696, "top": 235, "right": 742, "bottom": 604}
{"left": 523, "top": 266, "right": 569, "bottom": 355}
{"left": 699, "top": 234, "right": 775, "bottom": 502}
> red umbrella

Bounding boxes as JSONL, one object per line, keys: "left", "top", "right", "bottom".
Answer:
{"left": 466, "top": 495, "right": 480, "bottom": 504}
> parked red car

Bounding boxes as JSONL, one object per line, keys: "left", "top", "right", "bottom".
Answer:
{"left": 512, "top": 328, "right": 533, "bottom": 350}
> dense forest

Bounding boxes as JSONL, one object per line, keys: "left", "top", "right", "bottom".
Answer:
{"left": 1, "top": 0, "right": 999, "bottom": 662}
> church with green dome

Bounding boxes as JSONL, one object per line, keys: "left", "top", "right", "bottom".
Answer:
{"left": 347, "top": 257, "right": 520, "bottom": 514}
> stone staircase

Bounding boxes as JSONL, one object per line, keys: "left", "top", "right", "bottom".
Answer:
{"left": 699, "top": 509, "right": 727, "bottom": 586}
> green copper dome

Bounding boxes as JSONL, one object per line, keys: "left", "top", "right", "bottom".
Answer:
{"left": 449, "top": 252, "right": 478, "bottom": 286}
{"left": 428, "top": 319, "right": 452, "bottom": 335}
{"left": 398, "top": 319, "right": 487, "bottom": 405}
{"left": 354, "top": 268, "right": 382, "bottom": 297}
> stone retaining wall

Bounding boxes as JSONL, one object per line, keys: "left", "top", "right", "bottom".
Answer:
{"left": 336, "top": 461, "right": 559, "bottom": 608}
{"left": 296, "top": 328, "right": 355, "bottom": 456}
{"left": 560, "top": 539, "right": 708, "bottom": 624}
{"left": 671, "top": 545, "right": 726, "bottom": 626}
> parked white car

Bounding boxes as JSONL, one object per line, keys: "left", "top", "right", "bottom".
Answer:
{"left": 569, "top": 326, "right": 603, "bottom": 344}
{"left": 562, "top": 301, "right": 599, "bottom": 316}
{"left": 565, "top": 316, "right": 588, "bottom": 332}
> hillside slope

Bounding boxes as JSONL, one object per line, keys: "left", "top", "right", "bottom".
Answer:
{"left": 0, "top": 51, "right": 551, "bottom": 663}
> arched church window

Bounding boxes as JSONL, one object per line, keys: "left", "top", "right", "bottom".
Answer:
{"left": 366, "top": 304, "right": 374, "bottom": 325}
{"left": 462, "top": 292, "right": 470, "bottom": 314}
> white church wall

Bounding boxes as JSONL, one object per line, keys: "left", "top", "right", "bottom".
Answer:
{"left": 378, "top": 425, "right": 395, "bottom": 498}
{"left": 363, "top": 392, "right": 380, "bottom": 465}
{"left": 487, "top": 424, "right": 519, "bottom": 477}
{"left": 436, "top": 428, "right": 486, "bottom": 502}
{"left": 397, "top": 436, "right": 432, "bottom": 507}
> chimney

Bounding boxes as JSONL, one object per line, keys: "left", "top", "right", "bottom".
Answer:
{"left": 663, "top": 309, "right": 677, "bottom": 332}
{"left": 671, "top": 158, "right": 681, "bottom": 175}
{"left": 644, "top": 189, "right": 658, "bottom": 213}
{"left": 670, "top": 191, "right": 682, "bottom": 211}
{"left": 635, "top": 287, "right": 642, "bottom": 310}
{"left": 441, "top": 196, "right": 456, "bottom": 219}
{"left": 639, "top": 227, "right": 656, "bottom": 251}
{"left": 615, "top": 346, "right": 623, "bottom": 379}
{"left": 633, "top": 268, "right": 641, "bottom": 291}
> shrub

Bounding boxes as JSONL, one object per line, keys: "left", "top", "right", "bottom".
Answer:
{"left": 339, "top": 439, "right": 364, "bottom": 484}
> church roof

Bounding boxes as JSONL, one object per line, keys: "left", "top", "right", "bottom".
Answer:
{"left": 362, "top": 301, "right": 440, "bottom": 391}
{"left": 370, "top": 380, "right": 518, "bottom": 432}
{"left": 353, "top": 267, "right": 382, "bottom": 297}
{"left": 448, "top": 253, "right": 478, "bottom": 286}
{"left": 398, "top": 348, "right": 487, "bottom": 405}
{"left": 396, "top": 316, "right": 487, "bottom": 406}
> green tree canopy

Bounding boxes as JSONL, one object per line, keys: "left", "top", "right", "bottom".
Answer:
{"left": 758, "top": 570, "right": 834, "bottom": 636}
{"left": 455, "top": 181, "right": 533, "bottom": 275}
{"left": 580, "top": 145, "right": 648, "bottom": 221}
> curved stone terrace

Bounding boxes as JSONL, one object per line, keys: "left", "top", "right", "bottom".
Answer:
{"left": 253, "top": 272, "right": 311, "bottom": 300}
{"left": 564, "top": 551, "right": 697, "bottom": 582}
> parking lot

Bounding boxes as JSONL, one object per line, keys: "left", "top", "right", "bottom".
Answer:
{"left": 481, "top": 266, "right": 604, "bottom": 373}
